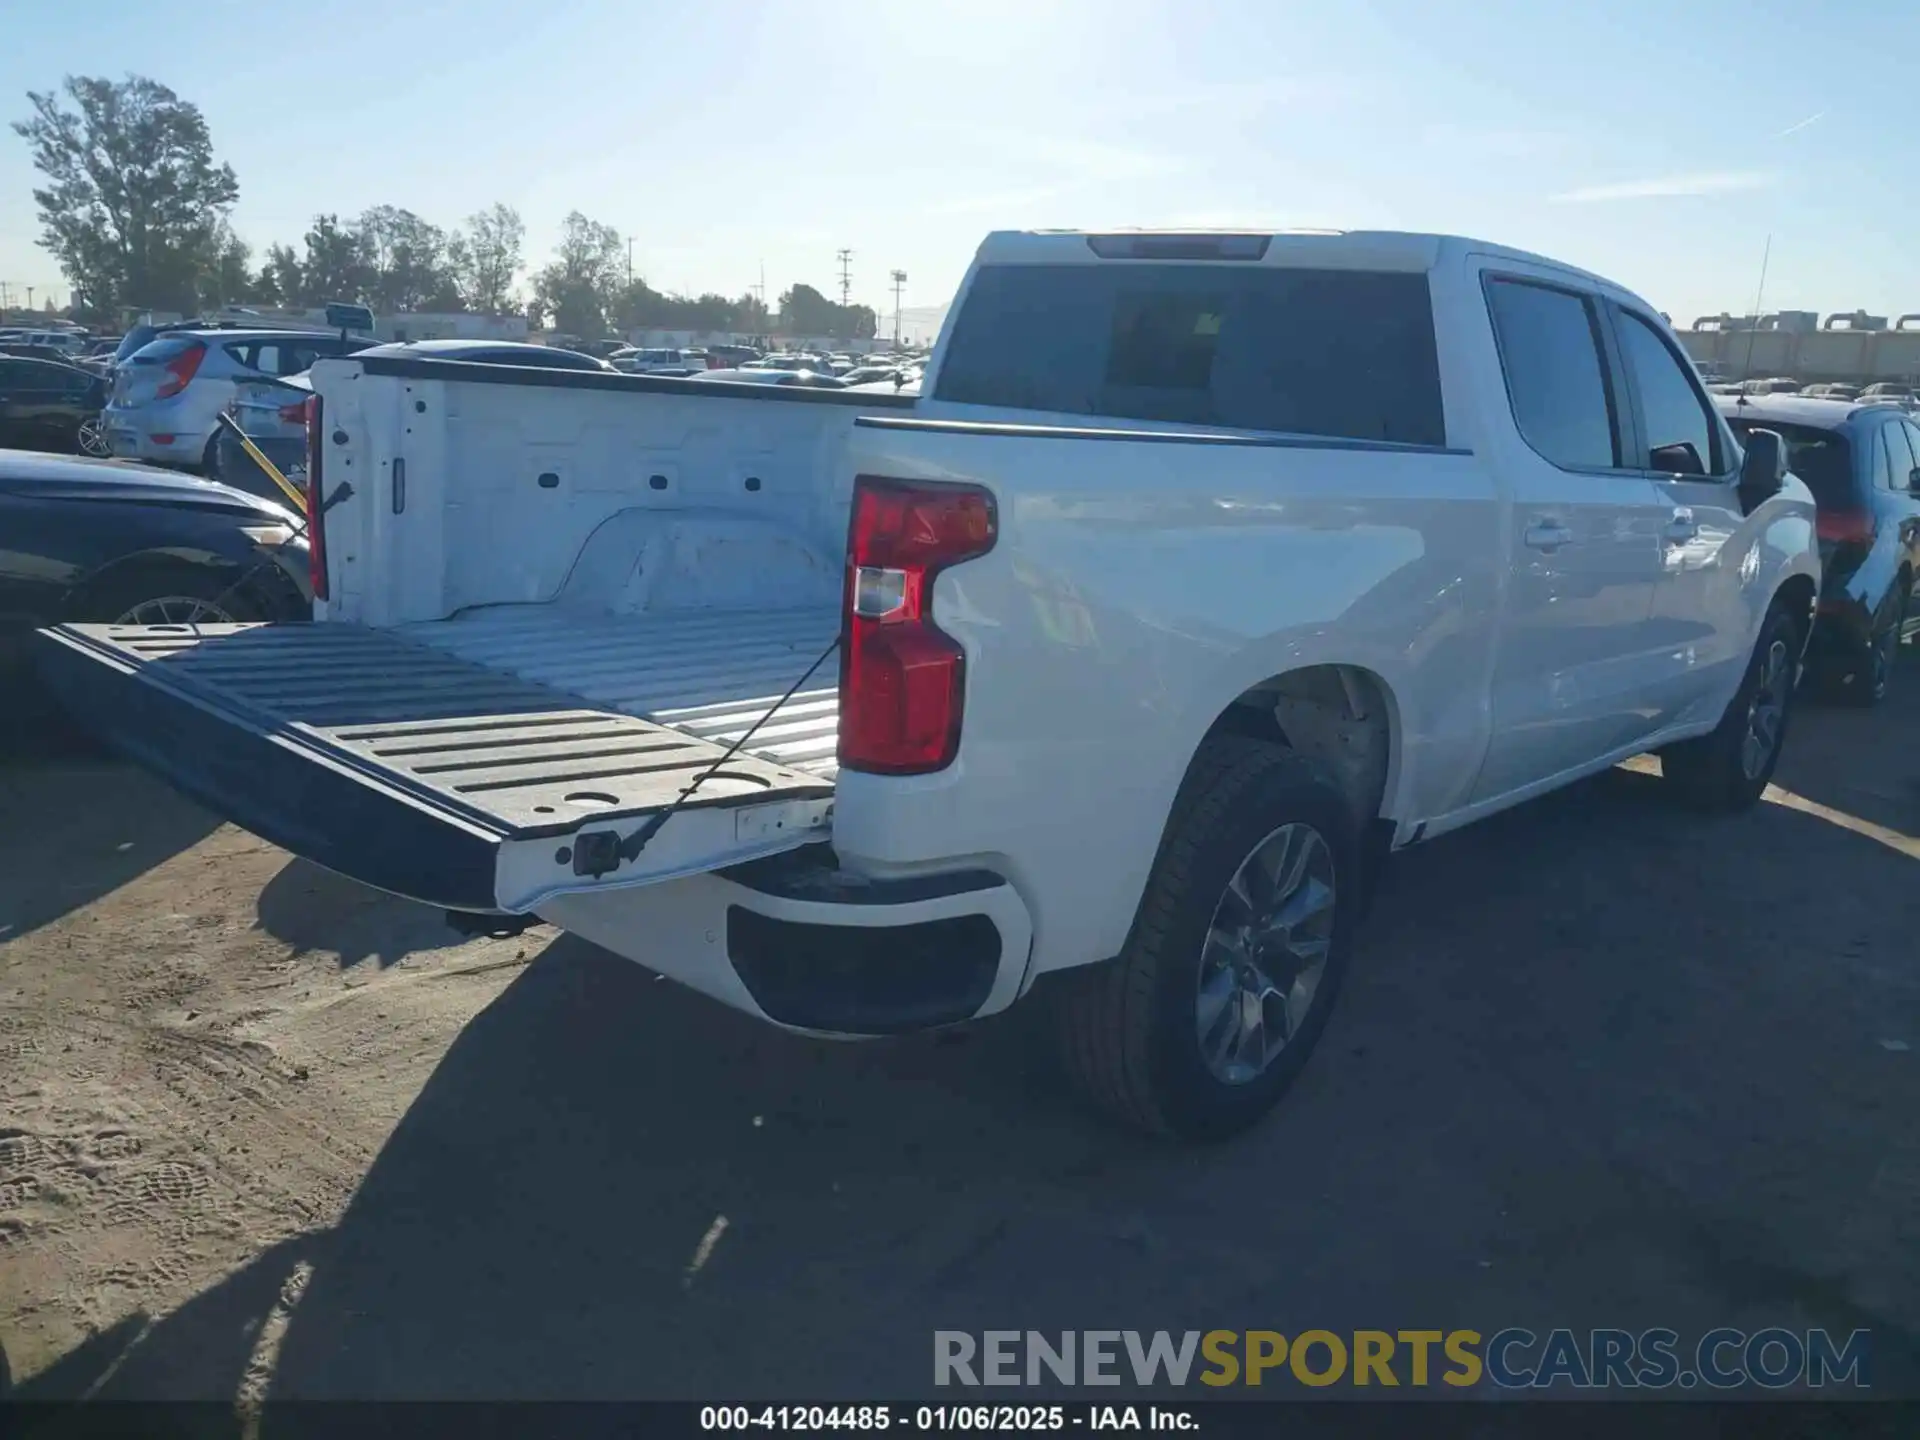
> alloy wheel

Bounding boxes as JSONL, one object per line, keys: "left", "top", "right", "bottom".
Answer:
{"left": 113, "top": 595, "right": 237, "bottom": 627}
{"left": 1195, "top": 822, "right": 1337, "bottom": 1085}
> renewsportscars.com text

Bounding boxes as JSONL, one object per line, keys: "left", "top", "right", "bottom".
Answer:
{"left": 934, "top": 1328, "right": 1870, "bottom": 1390}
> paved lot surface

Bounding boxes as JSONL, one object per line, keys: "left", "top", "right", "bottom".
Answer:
{"left": 1, "top": 654, "right": 1917, "bottom": 1404}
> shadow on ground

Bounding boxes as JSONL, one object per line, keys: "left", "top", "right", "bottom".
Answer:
{"left": 22, "top": 739, "right": 1920, "bottom": 1403}
{"left": 1777, "top": 643, "right": 1920, "bottom": 837}
{"left": 254, "top": 858, "right": 473, "bottom": 970}
{"left": 0, "top": 758, "right": 219, "bottom": 942}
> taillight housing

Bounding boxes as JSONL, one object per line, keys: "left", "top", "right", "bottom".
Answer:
{"left": 303, "top": 394, "right": 328, "bottom": 602}
{"left": 277, "top": 400, "right": 308, "bottom": 425}
{"left": 1815, "top": 509, "right": 1875, "bottom": 545}
{"left": 154, "top": 341, "right": 206, "bottom": 399}
{"left": 839, "top": 476, "right": 997, "bottom": 774}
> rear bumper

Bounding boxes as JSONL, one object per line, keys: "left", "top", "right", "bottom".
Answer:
{"left": 537, "top": 848, "right": 1036, "bottom": 1036}
{"left": 104, "top": 401, "right": 210, "bottom": 466}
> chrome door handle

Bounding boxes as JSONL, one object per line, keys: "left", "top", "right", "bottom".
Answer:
{"left": 1664, "top": 507, "right": 1698, "bottom": 543}
{"left": 1523, "top": 520, "right": 1574, "bottom": 551}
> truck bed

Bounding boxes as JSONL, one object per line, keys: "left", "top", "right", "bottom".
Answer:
{"left": 37, "top": 607, "right": 840, "bottom": 911}
{"left": 402, "top": 604, "right": 841, "bottom": 778}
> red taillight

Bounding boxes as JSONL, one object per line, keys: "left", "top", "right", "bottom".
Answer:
{"left": 154, "top": 342, "right": 205, "bottom": 399}
{"left": 303, "top": 394, "right": 328, "bottom": 602}
{"left": 278, "top": 400, "right": 307, "bottom": 425}
{"left": 838, "top": 477, "right": 997, "bottom": 774}
{"left": 1815, "top": 509, "right": 1875, "bottom": 545}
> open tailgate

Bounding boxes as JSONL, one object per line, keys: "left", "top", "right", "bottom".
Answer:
{"left": 35, "top": 621, "right": 836, "bottom": 913}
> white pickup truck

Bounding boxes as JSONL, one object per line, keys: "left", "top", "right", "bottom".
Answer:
{"left": 38, "top": 229, "right": 1820, "bottom": 1139}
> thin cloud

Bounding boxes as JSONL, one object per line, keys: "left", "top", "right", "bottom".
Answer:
{"left": 1775, "top": 111, "right": 1825, "bottom": 138}
{"left": 1549, "top": 171, "right": 1777, "bottom": 203}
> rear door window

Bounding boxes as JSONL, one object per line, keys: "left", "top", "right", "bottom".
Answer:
{"left": 933, "top": 263, "right": 1446, "bottom": 447}
{"left": 1900, "top": 422, "right": 1920, "bottom": 489}
{"left": 1483, "top": 276, "right": 1621, "bottom": 470}
{"left": 1880, "top": 421, "right": 1916, "bottom": 490}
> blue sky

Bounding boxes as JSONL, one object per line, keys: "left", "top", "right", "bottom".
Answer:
{"left": 2, "top": 0, "right": 1914, "bottom": 329}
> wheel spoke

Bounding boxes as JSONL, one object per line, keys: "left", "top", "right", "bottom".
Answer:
{"left": 1233, "top": 993, "right": 1268, "bottom": 1076}
{"left": 1196, "top": 964, "right": 1237, "bottom": 1040}
{"left": 1273, "top": 877, "right": 1333, "bottom": 931}
{"left": 1222, "top": 870, "right": 1259, "bottom": 925}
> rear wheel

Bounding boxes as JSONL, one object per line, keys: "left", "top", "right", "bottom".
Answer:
{"left": 74, "top": 562, "right": 262, "bottom": 628}
{"left": 1056, "top": 737, "right": 1357, "bottom": 1141}
{"left": 1660, "top": 602, "right": 1801, "bottom": 811}
{"left": 75, "top": 414, "right": 111, "bottom": 457}
{"left": 199, "top": 431, "right": 222, "bottom": 479}
{"left": 1837, "top": 590, "right": 1905, "bottom": 708}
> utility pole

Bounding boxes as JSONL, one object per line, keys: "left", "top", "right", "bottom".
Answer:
{"left": 890, "top": 270, "right": 906, "bottom": 348}
{"left": 25, "top": 286, "right": 35, "bottom": 312}
{"left": 836, "top": 249, "right": 853, "bottom": 312}
{"left": 627, "top": 238, "right": 634, "bottom": 290}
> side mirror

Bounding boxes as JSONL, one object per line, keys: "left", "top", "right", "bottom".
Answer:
{"left": 1737, "top": 427, "right": 1788, "bottom": 513}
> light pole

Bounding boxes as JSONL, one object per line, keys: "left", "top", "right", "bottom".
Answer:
{"left": 890, "top": 270, "right": 907, "bottom": 348}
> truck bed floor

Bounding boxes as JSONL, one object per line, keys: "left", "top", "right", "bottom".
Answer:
{"left": 401, "top": 603, "right": 841, "bottom": 778}
{"left": 45, "top": 615, "right": 836, "bottom": 843}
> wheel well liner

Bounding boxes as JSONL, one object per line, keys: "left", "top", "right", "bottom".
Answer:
{"left": 1195, "top": 664, "right": 1398, "bottom": 825}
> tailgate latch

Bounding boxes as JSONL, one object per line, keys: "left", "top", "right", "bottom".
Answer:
{"left": 570, "top": 829, "right": 624, "bottom": 878}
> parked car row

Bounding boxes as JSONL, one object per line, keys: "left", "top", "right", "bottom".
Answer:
{"left": 0, "top": 354, "right": 110, "bottom": 456}
{"left": 1705, "top": 375, "right": 1919, "bottom": 408}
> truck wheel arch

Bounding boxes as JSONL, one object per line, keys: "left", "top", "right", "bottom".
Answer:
{"left": 1772, "top": 572, "right": 1817, "bottom": 646}
{"left": 1191, "top": 664, "right": 1401, "bottom": 835}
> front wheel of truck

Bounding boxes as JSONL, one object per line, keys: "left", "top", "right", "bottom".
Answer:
{"left": 1659, "top": 602, "right": 1803, "bottom": 812}
{"left": 1056, "top": 737, "right": 1359, "bottom": 1142}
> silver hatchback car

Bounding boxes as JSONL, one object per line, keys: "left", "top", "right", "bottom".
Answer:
{"left": 103, "top": 328, "right": 370, "bottom": 474}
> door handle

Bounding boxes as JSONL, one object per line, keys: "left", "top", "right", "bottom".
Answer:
{"left": 1523, "top": 519, "right": 1574, "bottom": 552}
{"left": 1664, "top": 507, "right": 1698, "bottom": 543}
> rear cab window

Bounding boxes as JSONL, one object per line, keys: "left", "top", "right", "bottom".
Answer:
{"left": 133, "top": 335, "right": 204, "bottom": 365}
{"left": 1725, "top": 419, "right": 1858, "bottom": 510}
{"left": 932, "top": 262, "right": 1447, "bottom": 447}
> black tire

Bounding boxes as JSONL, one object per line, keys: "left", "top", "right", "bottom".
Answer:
{"left": 71, "top": 560, "right": 264, "bottom": 627}
{"left": 199, "top": 430, "right": 223, "bottom": 479}
{"left": 1834, "top": 588, "right": 1905, "bottom": 708}
{"left": 1660, "top": 602, "right": 1802, "bottom": 811}
{"left": 1055, "top": 737, "right": 1359, "bottom": 1141}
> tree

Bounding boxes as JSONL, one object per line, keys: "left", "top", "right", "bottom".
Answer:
{"left": 258, "top": 242, "right": 302, "bottom": 306}
{"left": 204, "top": 223, "right": 256, "bottom": 308}
{"left": 531, "top": 211, "right": 625, "bottom": 337}
{"left": 298, "top": 213, "right": 370, "bottom": 305}
{"left": 12, "top": 74, "right": 240, "bottom": 315}
{"left": 777, "top": 283, "right": 875, "bottom": 339}
{"left": 460, "top": 203, "right": 524, "bottom": 314}
{"left": 356, "top": 205, "right": 462, "bottom": 312}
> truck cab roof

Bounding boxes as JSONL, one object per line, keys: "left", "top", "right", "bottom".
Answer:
{"left": 972, "top": 228, "right": 1619, "bottom": 292}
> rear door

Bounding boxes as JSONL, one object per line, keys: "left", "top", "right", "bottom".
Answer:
{"left": 1608, "top": 302, "right": 1759, "bottom": 730}
{"left": 0, "top": 357, "right": 78, "bottom": 448}
{"left": 1896, "top": 421, "right": 1920, "bottom": 632}
{"left": 1469, "top": 266, "right": 1672, "bottom": 802}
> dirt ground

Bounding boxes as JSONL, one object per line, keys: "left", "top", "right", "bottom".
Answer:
{"left": 2, "top": 655, "right": 1918, "bottom": 1403}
